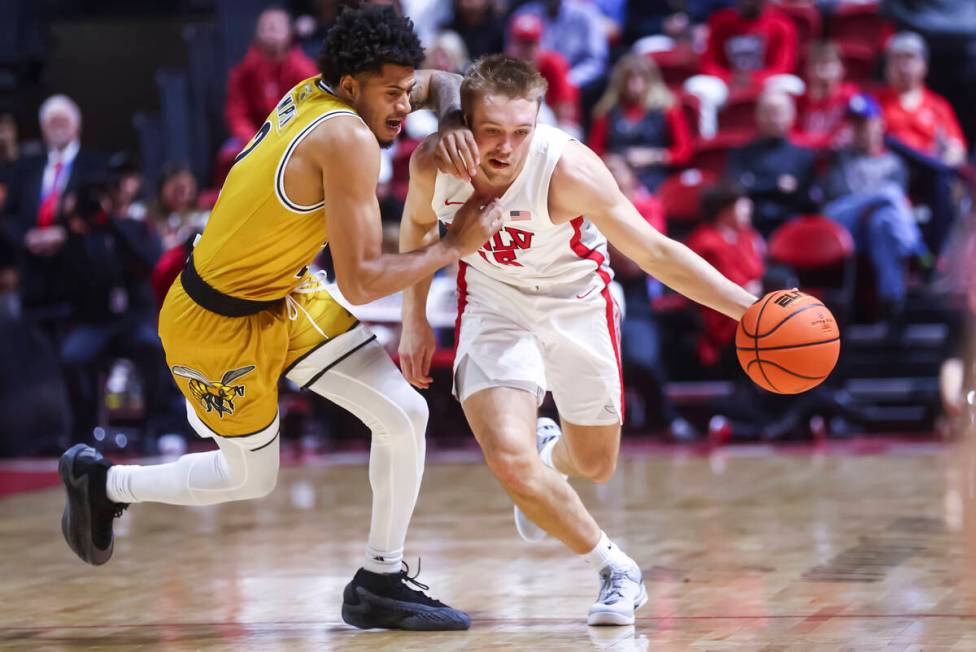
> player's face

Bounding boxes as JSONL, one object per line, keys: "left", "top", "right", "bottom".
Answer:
{"left": 468, "top": 94, "right": 539, "bottom": 183}
{"left": 349, "top": 64, "right": 415, "bottom": 149}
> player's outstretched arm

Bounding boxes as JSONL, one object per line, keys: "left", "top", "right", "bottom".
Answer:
{"left": 410, "top": 69, "right": 479, "bottom": 181}
{"left": 398, "top": 137, "right": 442, "bottom": 388}
{"left": 551, "top": 140, "right": 757, "bottom": 321}
{"left": 314, "top": 117, "right": 502, "bottom": 305}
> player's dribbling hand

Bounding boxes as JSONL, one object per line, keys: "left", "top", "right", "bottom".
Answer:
{"left": 399, "top": 318, "right": 437, "bottom": 389}
{"left": 433, "top": 112, "right": 479, "bottom": 181}
{"left": 446, "top": 196, "right": 505, "bottom": 257}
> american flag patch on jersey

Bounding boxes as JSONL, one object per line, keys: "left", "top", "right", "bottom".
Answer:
{"left": 509, "top": 210, "right": 532, "bottom": 221}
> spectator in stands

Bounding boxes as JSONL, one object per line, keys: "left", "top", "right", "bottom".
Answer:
{"left": 0, "top": 229, "right": 70, "bottom": 456}
{"left": 726, "top": 90, "right": 816, "bottom": 236}
{"left": 819, "top": 93, "right": 925, "bottom": 318}
{"left": 877, "top": 31, "right": 967, "bottom": 254}
{"left": 150, "top": 165, "right": 208, "bottom": 251}
{"left": 2, "top": 95, "right": 106, "bottom": 319}
{"left": 224, "top": 8, "right": 317, "bottom": 146}
{"left": 625, "top": 1, "right": 732, "bottom": 49}
{"left": 795, "top": 41, "right": 859, "bottom": 150}
{"left": 0, "top": 108, "right": 15, "bottom": 215}
{"left": 683, "top": 0, "right": 800, "bottom": 137}
{"left": 0, "top": 107, "right": 17, "bottom": 167}
{"left": 506, "top": 14, "right": 581, "bottom": 137}
{"left": 511, "top": 0, "right": 609, "bottom": 114}
{"left": 59, "top": 180, "right": 171, "bottom": 445}
{"left": 426, "top": 30, "right": 470, "bottom": 75}
{"left": 442, "top": 0, "right": 505, "bottom": 62}
{"left": 107, "top": 155, "right": 148, "bottom": 223}
{"left": 701, "top": 0, "right": 797, "bottom": 87}
{"left": 590, "top": 54, "right": 693, "bottom": 191}
{"left": 686, "top": 183, "right": 765, "bottom": 368}
{"left": 883, "top": 0, "right": 976, "bottom": 147}
{"left": 603, "top": 154, "right": 698, "bottom": 441}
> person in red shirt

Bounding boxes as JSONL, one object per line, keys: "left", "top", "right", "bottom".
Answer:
{"left": 795, "top": 41, "right": 859, "bottom": 151}
{"left": 686, "top": 183, "right": 765, "bottom": 367}
{"left": 224, "top": 8, "right": 318, "bottom": 145}
{"left": 877, "top": 32, "right": 967, "bottom": 166}
{"left": 701, "top": 0, "right": 797, "bottom": 89}
{"left": 506, "top": 13, "right": 581, "bottom": 137}
{"left": 876, "top": 31, "right": 968, "bottom": 254}
{"left": 589, "top": 54, "right": 692, "bottom": 191}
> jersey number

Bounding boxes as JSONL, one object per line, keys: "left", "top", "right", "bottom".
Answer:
{"left": 234, "top": 121, "right": 271, "bottom": 164}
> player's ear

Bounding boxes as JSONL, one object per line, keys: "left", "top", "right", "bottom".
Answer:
{"left": 339, "top": 75, "right": 359, "bottom": 101}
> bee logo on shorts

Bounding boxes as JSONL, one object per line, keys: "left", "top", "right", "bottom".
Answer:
{"left": 171, "top": 365, "right": 256, "bottom": 418}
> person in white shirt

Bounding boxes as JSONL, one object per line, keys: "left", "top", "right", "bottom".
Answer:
{"left": 399, "top": 55, "right": 757, "bottom": 625}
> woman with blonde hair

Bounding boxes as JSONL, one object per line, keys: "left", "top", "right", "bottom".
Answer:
{"left": 589, "top": 53, "right": 692, "bottom": 190}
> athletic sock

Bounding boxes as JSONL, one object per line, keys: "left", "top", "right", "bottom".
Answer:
{"left": 363, "top": 545, "right": 403, "bottom": 575}
{"left": 583, "top": 531, "right": 634, "bottom": 571}
{"left": 539, "top": 437, "right": 568, "bottom": 480}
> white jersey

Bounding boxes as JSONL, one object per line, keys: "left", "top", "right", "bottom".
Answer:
{"left": 432, "top": 124, "right": 612, "bottom": 289}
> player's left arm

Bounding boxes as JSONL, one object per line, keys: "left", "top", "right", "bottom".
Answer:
{"left": 551, "top": 140, "right": 758, "bottom": 321}
{"left": 410, "top": 69, "right": 479, "bottom": 181}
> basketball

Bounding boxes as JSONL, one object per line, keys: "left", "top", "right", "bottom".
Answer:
{"left": 736, "top": 290, "right": 841, "bottom": 394}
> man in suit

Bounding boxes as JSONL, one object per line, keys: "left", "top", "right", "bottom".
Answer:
{"left": 2, "top": 94, "right": 106, "bottom": 317}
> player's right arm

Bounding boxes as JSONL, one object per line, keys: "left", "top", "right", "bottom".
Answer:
{"left": 312, "top": 117, "right": 502, "bottom": 306}
{"left": 398, "top": 137, "right": 441, "bottom": 388}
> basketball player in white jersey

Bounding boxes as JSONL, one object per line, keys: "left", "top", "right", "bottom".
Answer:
{"left": 399, "top": 55, "right": 759, "bottom": 625}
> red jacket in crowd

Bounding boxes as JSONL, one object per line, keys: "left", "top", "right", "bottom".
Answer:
{"left": 686, "top": 224, "right": 765, "bottom": 366}
{"left": 876, "top": 86, "right": 967, "bottom": 156}
{"left": 225, "top": 45, "right": 318, "bottom": 143}
{"left": 701, "top": 8, "right": 797, "bottom": 86}
{"left": 794, "top": 82, "right": 859, "bottom": 150}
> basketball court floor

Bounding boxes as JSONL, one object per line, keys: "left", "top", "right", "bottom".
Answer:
{"left": 2, "top": 431, "right": 976, "bottom": 650}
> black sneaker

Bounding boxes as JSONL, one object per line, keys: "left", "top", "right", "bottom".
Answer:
{"left": 59, "top": 444, "right": 128, "bottom": 566}
{"left": 341, "top": 562, "right": 471, "bottom": 631}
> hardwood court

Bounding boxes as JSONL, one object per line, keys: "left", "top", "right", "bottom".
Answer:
{"left": 2, "top": 437, "right": 976, "bottom": 650}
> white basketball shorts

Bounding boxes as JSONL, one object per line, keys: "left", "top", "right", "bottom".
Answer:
{"left": 452, "top": 263, "right": 624, "bottom": 426}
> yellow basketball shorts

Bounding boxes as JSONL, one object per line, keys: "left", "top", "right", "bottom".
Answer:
{"left": 158, "top": 276, "right": 372, "bottom": 440}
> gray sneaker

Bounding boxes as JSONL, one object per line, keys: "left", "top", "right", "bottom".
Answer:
{"left": 513, "top": 417, "right": 561, "bottom": 542}
{"left": 587, "top": 563, "right": 648, "bottom": 626}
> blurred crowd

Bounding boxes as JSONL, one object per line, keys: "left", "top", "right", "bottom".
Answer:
{"left": 0, "top": 0, "right": 974, "bottom": 455}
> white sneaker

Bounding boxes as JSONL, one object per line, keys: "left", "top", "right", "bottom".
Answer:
{"left": 587, "top": 563, "right": 648, "bottom": 626}
{"left": 513, "top": 417, "right": 562, "bottom": 542}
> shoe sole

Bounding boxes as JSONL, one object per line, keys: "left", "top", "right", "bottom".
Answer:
{"left": 587, "top": 582, "right": 649, "bottom": 626}
{"left": 342, "top": 587, "right": 470, "bottom": 631}
{"left": 59, "top": 444, "right": 113, "bottom": 566}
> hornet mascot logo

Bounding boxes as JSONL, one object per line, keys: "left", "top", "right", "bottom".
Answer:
{"left": 171, "top": 365, "right": 256, "bottom": 418}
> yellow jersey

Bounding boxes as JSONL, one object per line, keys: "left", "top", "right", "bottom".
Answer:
{"left": 192, "top": 76, "right": 361, "bottom": 301}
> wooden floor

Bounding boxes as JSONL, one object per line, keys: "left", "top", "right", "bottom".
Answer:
{"left": 3, "top": 435, "right": 976, "bottom": 650}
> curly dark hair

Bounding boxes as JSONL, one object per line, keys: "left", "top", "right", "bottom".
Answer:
{"left": 317, "top": 5, "right": 425, "bottom": 87}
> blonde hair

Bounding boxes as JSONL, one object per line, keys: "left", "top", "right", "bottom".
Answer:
{"left": 427, "top": 30, "right": 470, "bottom": 73}
{"left": 593, "top": 54, "right": 673, "bottom": 118}
{"left": 461, "top": 54, "right": 548, "bottom": 115}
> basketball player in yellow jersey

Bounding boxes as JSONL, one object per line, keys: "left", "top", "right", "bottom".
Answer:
{"left": 58, "top": 6, "right": 503, "bottom": 631}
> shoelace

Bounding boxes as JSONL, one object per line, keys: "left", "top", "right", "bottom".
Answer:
{"left": 599, "top": 568, "right": 629, "bottom": 603}
{"left": 397, "top": 560, "right": 447, "bottom": 607}
{"left": 285, "top": 270, "right": 330, "bottom": 339}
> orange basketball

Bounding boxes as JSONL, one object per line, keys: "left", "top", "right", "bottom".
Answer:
{"left": 736, "top": 290, "right": 841, "bottom": 394}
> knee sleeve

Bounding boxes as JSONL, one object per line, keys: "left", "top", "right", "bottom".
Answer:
{"left": 295, "top": 332, "right": 428, "bottom": 559}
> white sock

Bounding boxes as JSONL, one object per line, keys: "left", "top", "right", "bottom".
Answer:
{"left": 363, "top": 546, "right": 403, "bottom": 575}
{"left": 539, "top": 436, "right": 568, "bottom": 480}
{"left": 583, "top": 531, "right": 634, "bottom": 571}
